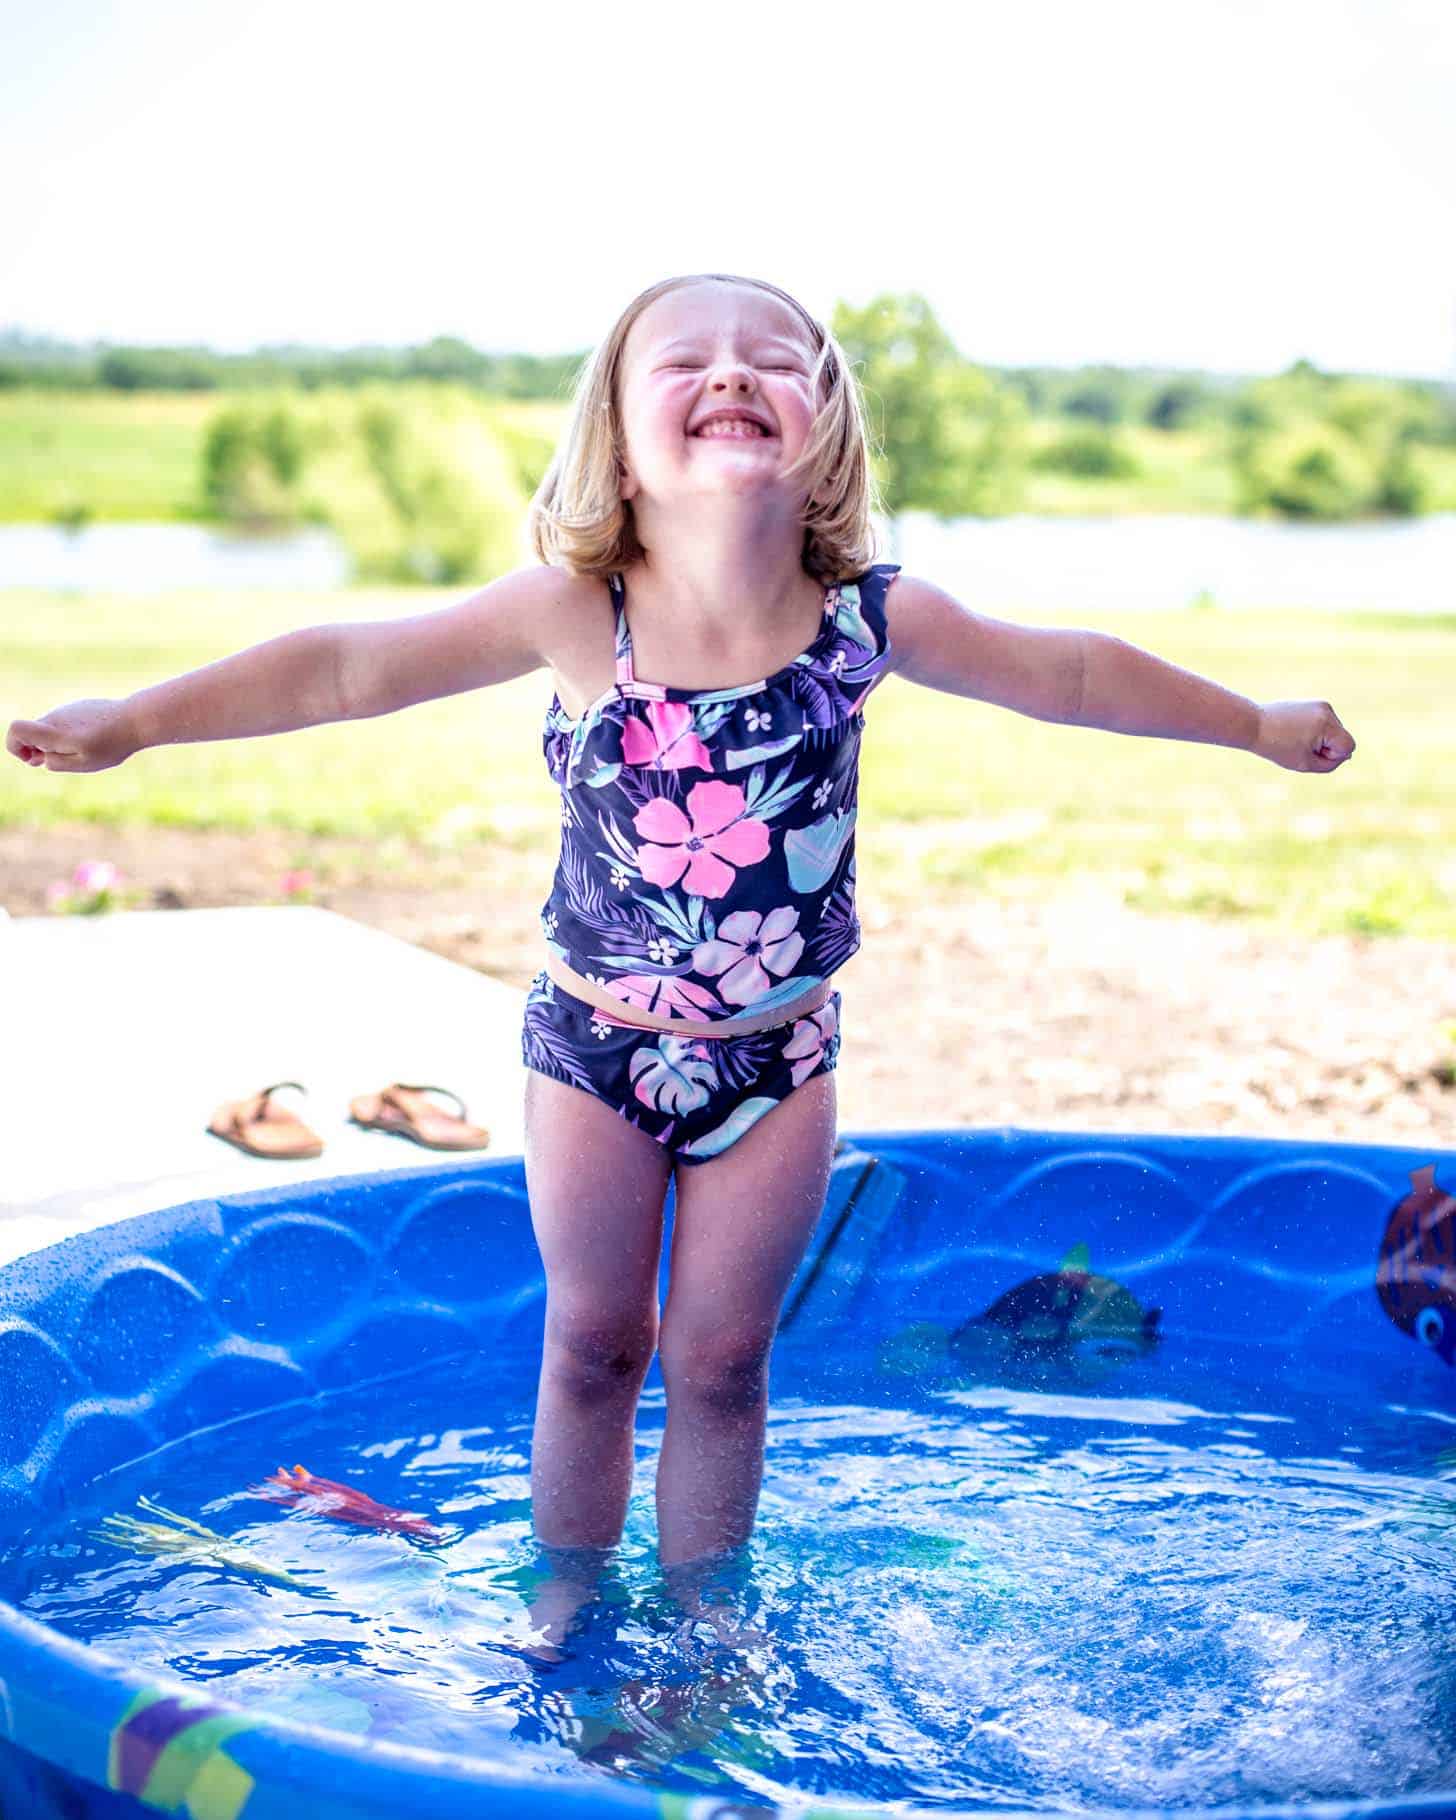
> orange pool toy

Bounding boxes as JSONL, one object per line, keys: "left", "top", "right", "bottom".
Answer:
{"left": 255, "top": 1464, "right": 446, "bottom": 1541}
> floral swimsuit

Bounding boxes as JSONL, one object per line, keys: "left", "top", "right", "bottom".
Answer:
{"left": 522, "top": 561, "right": 900, "bottom": 1164}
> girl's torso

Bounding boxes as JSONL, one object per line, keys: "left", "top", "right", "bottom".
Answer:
{"left": 539, "top": 562, "right": 900, "bottom": 1037}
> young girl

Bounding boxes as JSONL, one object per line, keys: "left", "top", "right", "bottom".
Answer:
{"left": 7, "top": 272, "right": 1355, "bottom": 1663}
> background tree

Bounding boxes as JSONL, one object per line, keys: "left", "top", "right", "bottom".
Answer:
{"left": 1145, "top": 379, "right": 1209, "bottom": 431}
{"left": 832, "top": 292, "right": 1027, "bottom": 557}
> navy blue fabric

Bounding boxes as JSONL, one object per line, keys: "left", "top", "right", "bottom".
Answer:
{"left": 520, "top": 970, "right": 843, "bottom": 1164}
{"left": 537, "top": 563, "right": 900, "bottom": 1026}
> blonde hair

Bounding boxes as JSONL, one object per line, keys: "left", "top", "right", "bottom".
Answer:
{"left": 527, "top": 273, "right": 884, "bottom": 585}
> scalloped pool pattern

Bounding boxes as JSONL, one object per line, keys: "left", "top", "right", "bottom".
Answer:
{"left": 2, "top": 1133, "right": 1453, "bottom": 1524}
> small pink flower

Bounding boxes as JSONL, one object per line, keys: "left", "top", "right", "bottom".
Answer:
{"left": 782, "top": 999, "right": 839, "bottom": 1086}
{"left": 694, "top": 907, "right": 805, "bottom": 1005}
{"left": 72, "top": 860, "right": 119, "bottom": 895}
{"left": 281, "top": 869, "right": 315, "bottom": 899}
{"left": 621, "top": 699, "right": 713, "bottom": 772}
{"left": 633, "top": 781, "right": 769, "bottom": 900}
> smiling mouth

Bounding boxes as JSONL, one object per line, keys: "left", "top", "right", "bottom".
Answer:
{"left": 692, "top": 424, "right": 776, "bottom": 440}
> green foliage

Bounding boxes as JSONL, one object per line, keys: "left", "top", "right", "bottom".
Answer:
{"left": 488, "top": 407, "right": 560, "bottom": 497}
{"left": 1372, "top": 438, "right": 1428, "bottom": 515}
{"left": 201, "top": 399, "right": 313, "bottom": 527}
{"left": 196, "top": 386, "right": 526, "bottom": 580}
{"left": 1030, "top": 427, "right": 1142, "bottom": 479}
{"left": 832, "top": 292, "right": 1028, "bottom": 519}
{"left": 1229, "top": 360, "right": 1435, "bottom": 520}
{"left": 1145, "top": 380, "right": 1209, "bottom": 431}
{"left": 1232, "top": 422, "right": 1377, "bottom": 520}
{"left": 0, "top": 329, "right": 588, "bottom": 399}
{"left": 1062, "top": 374, "right": 1123, "bottom": 425}
{"left": 98, "top": 347, "right": 223, "bottom": 391}
{"left": 302, "top": 386, "right": 525, "bottom": 584}
{"left": 50, "top": 500, "right": 93, "bottom": 533}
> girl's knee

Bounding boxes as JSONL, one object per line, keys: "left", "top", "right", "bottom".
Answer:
{"left": 543, "top": 1304, "right": 658, "bottom": 1404}
{"left": 658, "top": 1322, "right": 775, "bottom": 1414}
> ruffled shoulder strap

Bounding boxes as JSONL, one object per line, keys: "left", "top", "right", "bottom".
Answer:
{"left": 833, "top": 562, "right": 900, "bottom": 658}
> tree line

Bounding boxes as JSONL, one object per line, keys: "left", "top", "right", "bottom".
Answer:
{"left": 8, "top": 295, "right": 1454, "bottom": 570}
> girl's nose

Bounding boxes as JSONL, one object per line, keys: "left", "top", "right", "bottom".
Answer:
{"left": 707, "top": 361, "right": 755, "bottom": 390}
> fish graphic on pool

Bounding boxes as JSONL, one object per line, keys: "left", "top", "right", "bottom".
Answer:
{"left": 878, "top": 1243, "right": 1162, "bottom": 1383}
{"left": 1376, "top": 1162, "right": 1456, "bottom": 1365}
{"left": 950, "top": 1242, "right": 1162, "bottom": 1363}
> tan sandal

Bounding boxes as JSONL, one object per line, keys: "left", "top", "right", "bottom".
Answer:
{"left": 207, "top": 1081, "right": 324, "bottom": 1160}
{"left": 348, "top": 1083, "right": 490, "bottom": 1152}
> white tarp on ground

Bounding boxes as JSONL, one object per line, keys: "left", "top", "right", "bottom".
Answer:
{"left": 0, "top": 906, "right": 527, "bottom": 1266}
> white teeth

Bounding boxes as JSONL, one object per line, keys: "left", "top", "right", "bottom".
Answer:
{"left": 697, "top": 421, "right": 767, "bottom": 438}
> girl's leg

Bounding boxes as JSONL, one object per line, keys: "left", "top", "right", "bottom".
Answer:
{"left": 524, "top": 1068, "right": 672, "bottom": 1549}
{"left": 511, "top": 1070, "right": 671, "bottom": 1660}
{"left": 654, "top": 1071, "right": 837, "bottom": 1574}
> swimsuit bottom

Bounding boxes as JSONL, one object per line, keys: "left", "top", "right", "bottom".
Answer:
{"left": 521, "top": 970, "right": 842, "bottom": 1165}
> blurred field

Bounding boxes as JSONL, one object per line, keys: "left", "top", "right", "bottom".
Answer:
{"left": 0, "top": 392, "right": 211, "bottom": 522}
{"left": 0, "top": 391, "right": 563, "bottom": 526}
{"left": 3, "top": 588, "right": 1451, "bottom": 942}
{"left": 10, "top": 389, "right": 1453, "bottom": 525}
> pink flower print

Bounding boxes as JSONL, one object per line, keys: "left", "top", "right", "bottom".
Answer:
{"left": 621, "top": 699, "right": 713, "bottom": 772}
{"left": 607, "top": 972, "right": 722, "bottom": 1021}
{"left": 633, "top": 781, "right": 769, "bottom": 899}
{"left": 694, "top": 907, "right": 805, "bottom": 1006}
{"left": 782, "top": 998, "right": 839, "bottom": 1086}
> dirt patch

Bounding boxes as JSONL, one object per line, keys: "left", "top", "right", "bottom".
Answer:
{"left": 5, "top": 823, "right": 1454, "bottom": 1146}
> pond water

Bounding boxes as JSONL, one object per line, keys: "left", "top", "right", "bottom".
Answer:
{"left": 0, "top": 522, "right": 351, "bottom": 591}
{"left": 897, "top": 509, "right": 1456, "bottom": 616}
{"left": 5, "top": 1332, "right": 1453, "bottom": 1812}
{"left": 1, "top": 513, "right": 1453, "bottom": 615}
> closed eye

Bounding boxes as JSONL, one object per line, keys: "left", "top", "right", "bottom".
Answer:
{"left": 660, "top": 363, "right": 802, "bottom": 373}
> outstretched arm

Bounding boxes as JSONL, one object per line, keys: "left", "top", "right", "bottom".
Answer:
{"left": 7, "top": 563, "right": 558, "bottom": 774}
{"left": 885, "top": 574, "right": 1355, "bottom": 774}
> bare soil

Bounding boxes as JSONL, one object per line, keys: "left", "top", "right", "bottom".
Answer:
{"left": 5, "top": 824, "right": 1454, "bottom": 1148}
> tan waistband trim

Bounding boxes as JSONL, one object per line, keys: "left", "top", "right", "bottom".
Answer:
{"left": 542, "top": 952, "right": 833, "bottom": 1038}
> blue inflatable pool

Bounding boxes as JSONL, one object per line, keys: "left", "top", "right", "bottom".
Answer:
{"left": 1, "top": 1126, "right": 1453, "bottom": 1820}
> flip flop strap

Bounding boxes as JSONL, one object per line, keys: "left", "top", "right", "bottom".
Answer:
{"left": 239, "top": 1080, "right": 308, "bottom": 1129}
{"left": 388, "top": 1083, "right": 467, "bottom": 1122}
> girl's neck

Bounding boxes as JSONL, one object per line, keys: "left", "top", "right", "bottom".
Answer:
{"left": 625, "top": 536, "right": 818, "bottom": 649}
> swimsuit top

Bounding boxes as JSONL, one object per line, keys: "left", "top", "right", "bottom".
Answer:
{"left": 540, "top": 562, "right": 900, "bottom": 1024}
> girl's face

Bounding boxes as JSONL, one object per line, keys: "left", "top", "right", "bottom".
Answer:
{"left": 615, "top": 282, "right": 822, "bottom": 512}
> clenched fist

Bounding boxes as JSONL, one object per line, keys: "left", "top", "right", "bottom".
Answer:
{"left": 6, "top": 699, "right": 140, "bottom": 773}
{"left": 1254, "top": 701, "right": 1356, "bottom": 773}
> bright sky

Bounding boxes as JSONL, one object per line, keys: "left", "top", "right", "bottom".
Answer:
{"left": 3, "top": 0, "right": 1453, "bottom": 380}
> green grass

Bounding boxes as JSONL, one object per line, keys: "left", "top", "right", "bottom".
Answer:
{"left": 4, "top": 588, "right": 1452, "bottom": 942}
{"left": 0, "top": 392, "right": 216, "bottom": 523}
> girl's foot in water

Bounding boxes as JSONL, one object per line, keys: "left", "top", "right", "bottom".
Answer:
{"left": 484, "top": 1628, "right": 568, "bottom": 1670}
{"left": 487, "top": 1539, "right": 616, "bottom": 1668}
{"left": 663, "top": 1546, "right": 770, "bottom": 1655}
{"left": 674, "top": 1609, "right": 770, "bottom": 1655}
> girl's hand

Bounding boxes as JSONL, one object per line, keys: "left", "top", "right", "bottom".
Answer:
{"left": 1253, "top": 700, "right": 1356, "bottom": 773}
{"left": 6, "top": 700, "right": 140, "bottom": 773}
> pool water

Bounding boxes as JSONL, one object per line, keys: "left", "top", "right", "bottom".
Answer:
{"left": 3, "top": 1329, "right": 1454, "bottom": 1813}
